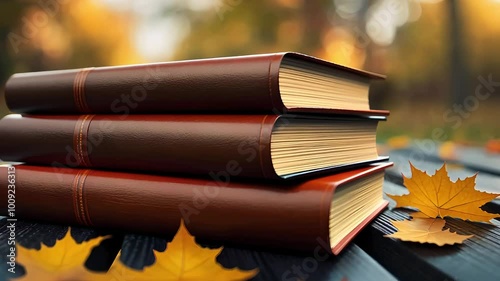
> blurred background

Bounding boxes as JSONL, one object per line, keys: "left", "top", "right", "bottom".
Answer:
{"left": 0, "top": 0, "right": 499, "bottom": 145}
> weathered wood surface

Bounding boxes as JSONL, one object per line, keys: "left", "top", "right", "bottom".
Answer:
{"left": 369, "top": 148, "right": 500, "bottom": 281}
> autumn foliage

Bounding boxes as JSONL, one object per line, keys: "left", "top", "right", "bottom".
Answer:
{"left": 386, "top": 162, "right": 499, "bottom": 245}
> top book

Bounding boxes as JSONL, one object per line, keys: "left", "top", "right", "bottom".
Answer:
{"left": 5, "top": 52, "right": 388, "bottom": 115}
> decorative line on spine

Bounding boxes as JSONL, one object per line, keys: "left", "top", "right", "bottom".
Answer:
{"left": 71, "top": 170, "right": 85, "bottom": 225}
{"left": 77, "top": 170, "right": 92, "bottom": 226}
{"left": 73, "top": 67, "right": 94, "bottom": 113}
{"left": 71, "top": 170, "right": 93, "bottom": 226}
{"left": 73, "top": 115, "right": 96, "bottom": 168}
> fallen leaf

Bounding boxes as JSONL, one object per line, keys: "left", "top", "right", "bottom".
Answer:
{"left": 14, "top": 228, "right": 105, "bottom": 281}
{"left": 486, "top": 139, "right": 500, "bottom": 154}
{"left": 387, "top": 162, "right": 500, "bottom": 222}
{"left": 385, "top": 218, "right": 473, "bottom": 246}
{"left": 91, "top": 220, "right": 259, "bottom": 281}
{"left": 89, "top": 254, "right": 138, "bottom": 281}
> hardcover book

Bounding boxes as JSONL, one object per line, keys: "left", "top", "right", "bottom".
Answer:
{"left": 5, "top": 52, "right": 388, "bottom": 116}
{"left": 0, "top": 163, "right": 392, "bottom": 254}
{"left": 0, "top": 114, "right": 387, "bottom": 179}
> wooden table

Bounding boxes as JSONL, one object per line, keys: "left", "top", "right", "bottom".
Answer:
{"left": 1, "top": 146, "right": 499, "bottom": 281}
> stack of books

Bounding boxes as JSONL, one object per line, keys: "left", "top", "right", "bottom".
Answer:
{"left": 0, "top": 53, "right": 391, "bottom": 255}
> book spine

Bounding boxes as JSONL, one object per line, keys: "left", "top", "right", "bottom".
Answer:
{"left": 5, "top": 54, "right": 286, "bottom": 114}
{"left": 0, "top": 165, "right": 332, "bottom": 253}
{"left": 0, "top": 114, "right": 278, "bottom": 179}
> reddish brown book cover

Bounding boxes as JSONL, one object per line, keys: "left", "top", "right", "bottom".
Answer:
{"left": 0, "top": 163, "right": 392, "bottom": 254}
{"left": 0, "top": 114, "right": 387, "bottom": 180}
{"left": 5, "top": 52, "right": 388, "bottom": 116}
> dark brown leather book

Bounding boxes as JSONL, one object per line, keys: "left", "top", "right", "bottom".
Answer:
{"left": 5, "top": 52, "right": 388, "bottom": 115}
{"left": 0, "top": 114, "right": 387, "bottom": 179}
{"left": 0, "top": 163, "right": 392, "bottom": 254}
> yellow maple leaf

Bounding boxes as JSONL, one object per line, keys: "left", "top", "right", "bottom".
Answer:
{"left": 13, "top": 228, "right": 105, "bottom": 281}
{"left": 91, "top": 220, "right": 259, "bottom": 281}
{"left": 385, "top": 218, "right": 473, "bottom": 246}
{"left": 387, "top": 162, "right": 500, "bottom": 222}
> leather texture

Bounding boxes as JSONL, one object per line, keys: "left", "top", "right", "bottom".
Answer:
{"left": 0, "top": 114, "right": 383, "bottom": 179}
{"left": 5, "top": 52, "right": 388, "bottom": 116}
{"left": 0, "top": 163, "right": 392, "bottom": 254}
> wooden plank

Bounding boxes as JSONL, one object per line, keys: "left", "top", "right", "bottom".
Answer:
{"left": 442, "top": 146, "right": 500, "bottom": 176}
{"left": 119, "top": 232, "right": 397, "bottom": 281}
{"left": 355, "top": 208, "right": 500, "bottom": 281}
{"left": 387, "top": 148, "right": 500, "bottom": 203}
{"left": 356, "top": 152, "right": 500, "bottom": 280}
{"left": 391, "top": 142, "right": 500, "bottom": 176}
{"left": 0, "top": 218, "right": 397, "bottom": 281}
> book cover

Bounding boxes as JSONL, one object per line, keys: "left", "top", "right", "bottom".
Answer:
{"left": 0, "top": 163, "right": 392, "bottom": 254}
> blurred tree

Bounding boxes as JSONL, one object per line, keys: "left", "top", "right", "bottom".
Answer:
{"left": 447, "top": 0, "right": 468, "bottom": 106}
{"left": 0, "top": 1, "right": 25, "bottom": 115}
{"left": 0, "top": 0, "right": 141, "bottom": 116}
{"left": 0, "top": 1, "right": 25, "bottom": 85}
{"left": 1, "top": 0, "right": 140, "bottom": 81}
{"left": 461, "top": 0, "right": 500, "bottom": 80}
{"left": 172, "top": 0, "right": 331, "bottom": 59}
{"left": 386, "top": 1, "right": 449, "bottom": 103}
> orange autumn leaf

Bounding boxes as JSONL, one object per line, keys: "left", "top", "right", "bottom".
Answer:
{"left": 486, "top": 139, "right": 500, "bottom": 154}
{"left": 91, "top": 220, "right": 259, "bottom": 281}
{"left": 13, "top": 228, "right": 105, "bottom": 281}
{"left": 387, "top": 162, "right": 500, "bottom": 222}
{"left": 386, "top": 218, "right": 473, "bottom": 246}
